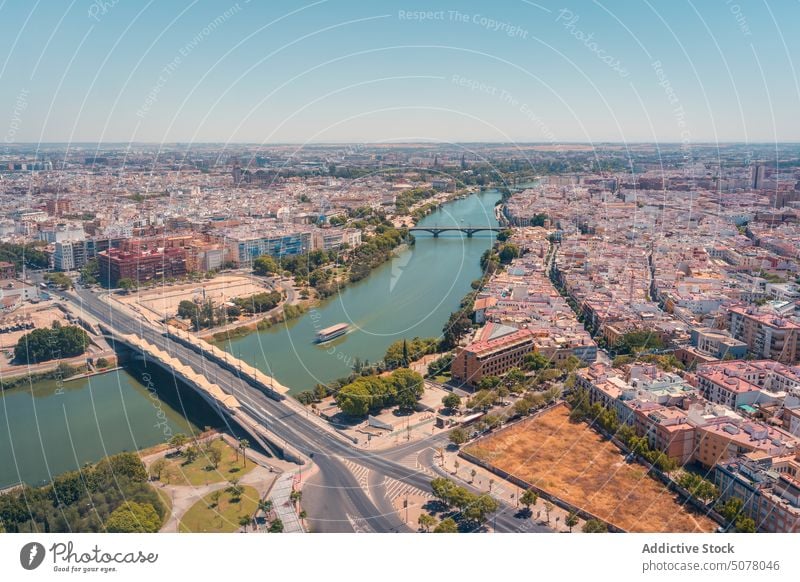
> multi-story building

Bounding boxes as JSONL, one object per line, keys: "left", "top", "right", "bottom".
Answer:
{"left": 715, "top": 454, "right": 800, "bottom": 533}
{"left": 0, "top": 261, "right": 15, "bottom": 279}
{"left": 727, "top": 305, "right": 799, "bottom": 364}
{"left": 311, "top": 228, "right": 361, "bottom": 251}
{"left": 451, "top": 323, "right": 535, "bottom": 386}
{"left": 97, "top": 246, "right": 186, "bottom": 286}
{"left": 45, "top": 198, "right": 72, "bottom": 217}
{"left": 689, "top": 327, "right": 748, "bottom": 360}
{"left": 223, "top": 230, "right": 312, "bottom": 266}
{"left": 53, "top": 240, "right": 89, "bottom": 271}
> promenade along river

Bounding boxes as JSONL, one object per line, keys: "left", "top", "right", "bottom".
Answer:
{"left": 222, "top": 190, "right": 502, "bottom": 393}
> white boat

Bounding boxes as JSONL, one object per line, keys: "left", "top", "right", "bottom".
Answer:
{"left": 315, "top": 322, "right": 349, "bottom": 343}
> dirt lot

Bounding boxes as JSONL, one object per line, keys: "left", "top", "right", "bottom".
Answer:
{"left": 120, "top": 275, "right": 269, "bottom": 318}
{"left": 464, "top": 403, "right": 717, "bottom": 533}
{"left": 0, "top": 304, "right": 68, "bottom": 350}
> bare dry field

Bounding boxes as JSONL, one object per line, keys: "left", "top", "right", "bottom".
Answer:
{"left": 464, "top": 403, "right": 716, "bottom": 533}
{"left": 0, "top": 305, "right": 68, "bottom": 350}
{"left": 120, "top": 275, "right": 269, "bottom": 318}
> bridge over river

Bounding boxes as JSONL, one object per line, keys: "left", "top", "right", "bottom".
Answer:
{"left": 408, "top": 225, "right": 502, "bottom": 237}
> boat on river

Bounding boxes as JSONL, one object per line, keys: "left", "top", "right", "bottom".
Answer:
{"left": 315, "top": 322, "right": 349, "bottom": 343}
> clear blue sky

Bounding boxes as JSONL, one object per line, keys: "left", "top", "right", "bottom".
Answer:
{"left": 1, "top": 0, "right": 798, "bottom": 143}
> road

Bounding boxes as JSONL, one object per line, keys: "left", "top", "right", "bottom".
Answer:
{"left": 66, "top": 287, "right": 549, "bottom": 533}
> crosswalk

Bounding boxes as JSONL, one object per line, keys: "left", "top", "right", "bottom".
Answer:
{"left": 346, "top": 513, "right": 373, "bottom": 533}
{"left": 381, "top": 476, "right": 433, "bottom": 504}
{"left": 338, "top": 456, "right": 373, "bottom": 501}
{"left": 395, "top": 449, "right": 435, "bottom": 477}
{"left": 338, "top": 454, "right": 433, "bottom": 508}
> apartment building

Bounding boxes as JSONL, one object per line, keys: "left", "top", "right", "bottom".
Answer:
{"left": 727, "top": 305, "right": 800, "bottom": 364}
{"left": 97, "top": 246, "right": 186, "bottom": 286}
{"left": 715, "top": 454, "right": 800, "bottom": 533}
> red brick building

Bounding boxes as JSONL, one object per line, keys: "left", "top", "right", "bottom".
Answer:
{"left": 97, "top": 246, "right": 186, "bottom": 287}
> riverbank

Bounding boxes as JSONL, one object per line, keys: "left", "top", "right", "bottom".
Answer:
{"left": 221, "top": 190, "right": 502, "bottom": 394}
{"left": 0, "top": 362, "right": 220, "bottom": 489}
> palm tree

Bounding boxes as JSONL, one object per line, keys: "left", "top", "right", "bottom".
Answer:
{"left": 238, "top": 515, "right": 251, "bottom": 532}
{"left": 543, "top": 501, "right": 554, "bottom": 524}
{"left": 289, "top": 490, "right": 303, "bottom": 508}
{"left": 453, "top": 459, "right": 460, "bottom": 475}
{"left": 417, "top": 513, "right": 437, "bottom": 532}
{"left": 209, "top": 490, "right": 222, "bottom": 508}
{"left": 470, "top": 468, "right": 477, "bottom": 483}
{"left": 565, "top": 511, "right": 579, "bottom": 533}
{"left": 489, "top": 478, "right": 495, "bottom": 493}
{"left": 238, "top": 439, "right": 250, "bottom": 467}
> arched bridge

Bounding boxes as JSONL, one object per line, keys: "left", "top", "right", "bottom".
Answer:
{"left": 408, "top": 225, "right": 502, "bottom": 237}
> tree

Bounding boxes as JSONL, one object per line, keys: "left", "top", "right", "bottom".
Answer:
{"left": 442, "top": 393, "right": 461, "bottom": 411}
{"left": 335, "top": 382, "right": 372, "bottom": 416}
{"left": 464, "top": 494, "right": 499, "bottom": 525}
{"left": 433, "top": 517, "right": 458, "bottom": 533}
{"left": 207, "top": 447, "right": 222, "bottom": 469}
{"left": 735, "top": 516, "right": 756, "bottom": 533}
{"left": 209, "top": 490, "right": 222, "bottom": 508}
{"left": 104, "top": 501, "right": 161, "bottom": 533}
{"left": 117, "top": 278, "right": 137, "bottom": 292}
{"left": 169, "top": 433, "right": 188, "bottom": 454}
{"left": 14, "top": 325, "right": 90, "bottom": 364}
{"left": 441, "top": 309, "right": 473, "bottom": 350}
{"left": 44, "top": 272, "right": 73, "bottom": 290}
{"left": 184, "top": 445, "right": 200, "bottom": 464}
{"left": 520, "top": 489, "right": 538, "bottom": 512}
{"left": 239, "top": 439, "right": 250, "bottom": 467}
{"left": 149, "top": 458, "right": 167, "bottom": 481}
{"left": 449, "top": 427, "right": 468, "bottom": 446}
{"left": 582, "top": 519, "right": 608, "bottom": 533}
{"left": 418, "top": 513, "right": 437, "bottom": 532}
{"left": 390, "top": 368, "right": 425, "bottom": 412}
{"left": 565, "top": 511, "right": 579, "bottom": 532}
{"left": 718, "top": 497, "right": 745, "bottom": 524}
{"left": 268, "top": 518, "right": 284, "bottom": 533}
{"left": 543, "top": 501, "right": 554, "bottom": 524}
{"left": 253, "top": 255, "right": 279, "bottom": 276}
{"left": 498, "top": 243, "right": 520, "bottom": 264}
{"left": 228, "top": 478, "right": 244, "bottom": 501}
{"left": 238, "top": 515, "right": 251, "bottom": 532}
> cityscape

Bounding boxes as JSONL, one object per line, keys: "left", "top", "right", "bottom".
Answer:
{"left": 0, "top": 4, "right": 799, "bottom": 578}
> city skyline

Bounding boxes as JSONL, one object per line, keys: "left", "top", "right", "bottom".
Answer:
{"left": 1, "top": 0, "right": 799, "bottom": 144}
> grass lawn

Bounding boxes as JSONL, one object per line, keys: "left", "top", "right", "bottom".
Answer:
{"left": 160, "top": 439, "right": 254, "bottom": 486}
{"left": 153, "top": 486, "right": 173, "bottom": 529}
{"left": 178, "top": 485, "right": 260, "bottom": 533}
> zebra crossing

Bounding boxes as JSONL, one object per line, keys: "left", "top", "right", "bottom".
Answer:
{"left": 346, "top": 513, "right": 373, "bottom": 533}
{"left": 381, "top": 475, "right": 433, "bottom": 505}
{"left": 338, "top": 456, "right": 373, "bottom": 501}
{"left": 395, "top": 448, "right": 435, "bottom": 477}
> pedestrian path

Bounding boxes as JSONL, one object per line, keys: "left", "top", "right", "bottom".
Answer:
{"left": 268, "top": 472, "right": 304, "bottom": 533}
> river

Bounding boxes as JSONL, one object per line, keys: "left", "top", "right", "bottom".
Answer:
{"left": 0, "top": 190, "right": 501, "bottom": 487}
{"left": 0, "top": 365, "right": 221, "bottom": 489}
{"left": 222, "top": 190, "right": 502, "bottom": 393}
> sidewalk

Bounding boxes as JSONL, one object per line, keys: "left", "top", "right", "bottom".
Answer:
{"left": 440, "top": 448, "right": 581, "bottom": 533}
{"left": 265, "top": 472, "right": 304, "bottom": 533}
